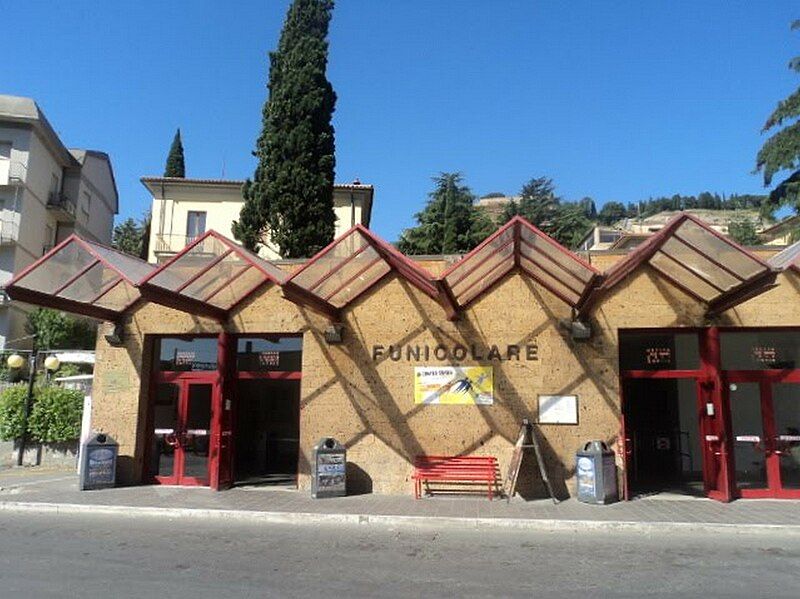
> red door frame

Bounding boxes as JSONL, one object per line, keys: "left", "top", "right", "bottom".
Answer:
{"left": 724, "top": 369, "right": 800, "bottom": 499}
{"left": 150, "top": 371, "right": 219, "bottom": 486}
{"left": 619, "top": 327, "right": 731, "bottom": 502}
{"left": 227, "top": 334, "right": 302, "bottom": 488}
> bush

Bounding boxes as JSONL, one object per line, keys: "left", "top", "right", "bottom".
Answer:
{"left": 28, "top": 385, "right": 84, "bottom": 443}
{"left": 0, "top": 385, "right": 28, "bottom": 441}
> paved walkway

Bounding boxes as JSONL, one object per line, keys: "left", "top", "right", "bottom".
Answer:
{"left": 1, "top": 468, "right": 798, "bottom": 533}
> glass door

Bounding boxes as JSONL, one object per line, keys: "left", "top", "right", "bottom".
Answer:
{"left": 769, "top": 383, "right": 800, "bottom": 496}
{"left": 151, "top": 381, "right": 213, "bottom": 486}
{"left": 728, "top": 381, "right": 769, "bottom": 495}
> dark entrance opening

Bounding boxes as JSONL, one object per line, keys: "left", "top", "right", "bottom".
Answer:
{"left": 234, "top": 379, "right": 300, "bottom": 485}
{"left": 623, "top": 378, "right": 704, "bottom": 497}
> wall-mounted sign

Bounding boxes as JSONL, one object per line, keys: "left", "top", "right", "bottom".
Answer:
{"left": 373, "top": 343, "right": 538, "bottom": 363}
{"left": 414, "top": 366, "right": 493, "bottom": 405}
{"left": 538, "top": 394, "right": 578, "bottom": 424}
{"left": 258, "top": 351, "right": 280, "bottom": 368}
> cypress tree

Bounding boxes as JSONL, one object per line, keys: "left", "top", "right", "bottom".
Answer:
{"left": 234, "top": 0, "right": 337, "bottom": 257}
{"left": 164, "top": 128, "right": 185, "bottom": 178}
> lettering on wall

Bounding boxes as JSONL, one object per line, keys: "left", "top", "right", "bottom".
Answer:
{"left": 372, "top": 343, "right": 539, "bottom": 363}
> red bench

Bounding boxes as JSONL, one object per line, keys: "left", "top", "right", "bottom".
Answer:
{"left": 412, "top": 455, "right": 499, "bottom": 500}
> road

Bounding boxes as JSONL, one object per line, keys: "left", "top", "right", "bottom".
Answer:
{"left": 0, "top": 512, "right": 798, "bottom": 598}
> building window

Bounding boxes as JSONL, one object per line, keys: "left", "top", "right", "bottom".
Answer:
{"left": 82, "top": 192, "right": 91, "bottom": 219}
{"left": 186, "top": 211, "right": 206, "bottom": 242}
{"left": 619, "top": 331, "right": 700, "bottom": 371}
{"left": 236, "top": 336, "right": 302, "bottom": 372}
{"left": 154, "top": 337, "right": 218, "bottom": 372}
{"left": 720, "top": 330, "right": 800, "bottom": 370}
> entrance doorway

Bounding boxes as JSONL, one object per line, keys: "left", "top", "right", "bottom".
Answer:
{"left": 725, "top": 377, "right": 800, "bottom": 498}
{"left": 234, "top": 379, "right": 300, "bottom": 485}
{"left": 623, "top": 379, "right": 704, "bottom": 497}
{"left": 151, "top": 380, "right": 214, "bottom": 485}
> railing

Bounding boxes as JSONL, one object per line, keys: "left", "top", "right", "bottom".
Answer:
{"left": 153, "top": 233, "right": 202, "bottom": 254}
{"left": 0, "top": 161, "right": 27, "bottom": 185}
{"left": 47, "top": 192, "right": 76, "bottom": 218}
{"left": 0, "top": 219, "right": 19, "bottom": 244}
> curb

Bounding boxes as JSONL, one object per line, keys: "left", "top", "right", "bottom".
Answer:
{"left": 1, "top": 500, "right": 799, "bottom": 535}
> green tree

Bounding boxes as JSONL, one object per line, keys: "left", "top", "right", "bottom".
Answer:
{"left": 164, "top": 128, "right": 185, "bottom": 178}
{"left": 25, "top": 308, "right": 96, "bottom": 351}
{"left": 756, "top": 20, "right": 800, "bottom": 213}
{"left": 728, "top": 216, "right": 761, "bottom": 246}
{"left": 597, "top": 201, "right": 627, "bottom": 225}
{"left": 579, "top": 196, "right": 597, "bottom": 220}
{"left": 499, "top": 199, "right": 521, "bottom": 223}
{"left": 548, "top": 203, "right": 592, "bottom": 248}
{"left": 112, "top": 217, "right": 146, "bottom": 258}
{"left": 233, "top": 0, "right": 337, "bottom": 258}
{"left": 28, "top": 386, "right": 84, "bottom": 443}
{"left": 515, "top": 177, "right": 560, "bottom": 227}
{"left": 397, "top": 173, "right": 494, "bottom": 255}
{"left": 0, "top": 386, "right": 27, "bottom": 441}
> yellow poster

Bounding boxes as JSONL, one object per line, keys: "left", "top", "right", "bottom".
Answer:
{"left": 414, "top": 366, "right": 493, "bottom": 405}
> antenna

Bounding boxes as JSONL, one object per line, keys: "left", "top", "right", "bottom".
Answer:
{"left": 221, "top": 153, "right": 226, "bottom": 179}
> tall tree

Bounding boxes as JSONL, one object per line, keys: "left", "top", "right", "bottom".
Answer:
{"left": 515, "top": 177, "right": 560, "bottom": 227}
{"left": 397, "top": 173, "right": 494, "bottom": 255}
{"left": 756, "top": 20, "right": 800, "bottom": 214}
{"left": 727, "top": 216, "right": 760, "bottom": 246}
{"left": 233, "top": 0, "right": 337, "bottom": 258}
{"left": 164, "top": 129, "right": 185, "bottom": 178}
{"left": 597, "top": 201, "right": 627, "bottom": 225}
{"left": 112, "top": 217, "right": 145, "bottom": 258}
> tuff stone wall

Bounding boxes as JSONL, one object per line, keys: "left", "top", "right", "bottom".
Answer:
{"left": 89, "top": 253, "right": 798, "bottom": 497}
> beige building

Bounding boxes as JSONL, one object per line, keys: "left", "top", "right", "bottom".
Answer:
{"left": 142, "top": 177, "right": 374, "bottom": 263}
{"left": 0, "top": 95, "right": 117, "bottom": 346}
{"left": 9, "top": 212, "right": 800, "bottom": 502}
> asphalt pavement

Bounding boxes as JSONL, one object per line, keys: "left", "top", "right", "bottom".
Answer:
{"left": 0, "top": 511, "right": 798, "bottom": 598}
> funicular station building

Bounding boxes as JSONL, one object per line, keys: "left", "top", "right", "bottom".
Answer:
{"left": 6, "top": 214, "right": 800, "bottom": 501}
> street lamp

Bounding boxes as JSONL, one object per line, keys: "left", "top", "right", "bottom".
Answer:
{"left": 6, "top": 343, "right": 61, "bottom": 466}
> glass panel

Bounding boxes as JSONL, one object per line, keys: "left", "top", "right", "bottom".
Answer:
{"left": 519, "top": 243, "right": 584, "bottom": 295}
{"left": 519, "top": 225, "right": 594, "bottom": 283}
{"left": 95, "top": 280, "right": 141, "bottom": 311}
{"left": 86, "top": 241, "right": 154, "bottom": 283}
{"left": 236, "top": 336, "right": 303, "bottom": 372}
{"left": 619, "top": 331, "right": 700, "bottom": 371}
{"left": 16, "top": 241, "right": 95, "bottom": 294}
{"left": 769, "top": 240, "right": 800, "bottom": 270}
{"left": 649, "top": 251, "right": 718, "bottom": 301}
{"left": 675, "top": 219, "right": 766, "bottom": 279}
{"left": 730, "top": 382, "right": 767, "bottom": 490}
{"left": 457, "top": 256, "right": 514, "bottom": 306}
{"left": 445, "top": 227, "right": 514, "bottom": 288}
{"left": 206, "top": 266, "right": 266, "bottom": 309}
{"left": 58, "top": 261, "right": 119, "bottom": 303}
{"left": 451, "top": 242, "right": 514, "bottom": 301}
{"left": 772, "top": 383, "right": 800, "bottom": 490}
{"left": 291, "top": 231, "right": 370, "bottom": 290}
{"left": 720, "top": 330, "right": 800, "bottom": 370}
{"left": 182, "top": 255, "right": 252, "bottom": 300}
{"left": 660, "top": 237, "right": 740, "bottom": 292}
{"left": 151, "top": 383, "right": 178, "bottom": 478}
{"left": 519, "top": 254, "right": 580, "bottom": 304}
{"left": 326, "top": 259, "right": 391, "bottom": 306}
{"left": 156, "top": 337, "right": 218, "bottom": 372}
{"left": 312, "top": 245, "right": 383, "bottom": 301}
{"left": 148, "top": 236, "right": 229, "bottom": 292}
{"left": 183, "top": 384, "right": 211, "bottom": 480}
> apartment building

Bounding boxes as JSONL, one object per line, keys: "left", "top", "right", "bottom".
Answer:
{"left": 0, "top": 95, "right": 118, "bottom": 346}
{"left": 141, "top": 177, "right": 374, "bottom": 263}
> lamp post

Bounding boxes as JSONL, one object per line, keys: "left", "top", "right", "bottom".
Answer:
{"left": 7, "top": 341, "right": 60, "bottom": 467}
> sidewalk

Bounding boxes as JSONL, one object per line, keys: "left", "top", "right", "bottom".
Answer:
{"left": 1, "top": 468, "right": 798, "bottom": 534}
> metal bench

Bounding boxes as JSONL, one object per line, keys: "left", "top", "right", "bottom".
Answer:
{"left": 412, "top": 455, "right": 499, "bottom": 500}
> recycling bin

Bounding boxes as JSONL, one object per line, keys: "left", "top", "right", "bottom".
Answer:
{"left": 576, "top": 440, "right": 618, "bottom": 504}
{"left": 312, "top": 437, "right": 346, "bottom": 498}
{"left": 79, "top": 433, "right": 118, "bottom": 491}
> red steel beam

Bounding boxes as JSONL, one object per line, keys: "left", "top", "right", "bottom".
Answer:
{"left": 52, "top": 259, "right": 101, "bottom": 297}
{"left": 204, "top": 264, "right": 254, "bottom": 302}
{"left": 175, "top": 248, "right": 233, "bottom": 293}
{"left": 707, "top": 269, "right": 778, "bottom": 316}
{"left": 88, "top": 276, "right": 125, "bottom": 305}
{"left": 448, "top": 236, "right": 515, "bottom": 289}
{"left": 307, "top": 242, "right": 371, "bottom": 292}
{"left": 282, "top": 281, "right": 341, "bottom": 321}
{"left": 6, "top": 285, "right": 120, "bottom": 322}
{"left": 324, "top": 256, "right": 384, "bottom": 302}
{"left": 519, "top": 236, "right": 590, "bottom": 289}
{"left": 519, "top": 257, "right": 578, "bottom": 307}
{"left": 655, "top": 249, "right": 728, "bottom": 294}
{"left": 671, "top": 233, "right": 748, "bottom": 282}
{"left": 519, "top": 246, "right": 584, "bottom": 297}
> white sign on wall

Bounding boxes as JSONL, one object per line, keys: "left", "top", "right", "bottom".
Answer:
{"left": 538, "top": 394, "right": 578, "bottom": 424}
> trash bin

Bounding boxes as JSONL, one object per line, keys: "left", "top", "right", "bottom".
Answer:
{"left": 576, "top": 440, "right": 618, "bottom": 504}
{"left": 312, "top": 437, "right": 346, "bottom": 498}
{"left": 79, "top": 433, "right": 118, "bottom": 491}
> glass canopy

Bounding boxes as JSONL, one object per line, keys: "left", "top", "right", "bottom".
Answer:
{"left": 581, "top": 214, "right": 776, "bottom": 316}
{"left": 285, "top": 225, "right": 439, "bottom": 316}
{"left": 440, "top": 216, "right": 599, "bottom": 310}
{"left": 140, "top": 230, "right": 287, "bottom": 318}
{"left": 768, "top": 239, "right": 800, "bottom": 272}
{"left": 6, "top": 235, "right": 155, "bottom": 321}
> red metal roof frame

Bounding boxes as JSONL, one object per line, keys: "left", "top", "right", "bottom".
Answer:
{"left": 437, "top": 216, "right": 602, "bottom": 318}
{"left": 5, "top": 234, "right": 154, "bottom": 322}
{"left": 137, "top": 229, "right": 287, "bottom": 321}
{"left": 283, "top": 224, "right": 439, "bottom": 319}
{"left": 577, "top": 213, "right": 777, "bottom": 318}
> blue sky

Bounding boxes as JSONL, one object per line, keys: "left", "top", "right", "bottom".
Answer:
{"left": 4, "top": 1, "right": 799, "bottom": 241}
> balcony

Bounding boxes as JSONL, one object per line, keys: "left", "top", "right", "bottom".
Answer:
{"left": 0, "top": 161, "right": 27, "bottom": 186}
{"left": 0, "top": 219, "right": 19, "bottom": 244}
{"left": 153, "top": 233, "right": 202, "bottom": 258}
{"left": 47, "top": 191, "right": 76, "bottom": 222}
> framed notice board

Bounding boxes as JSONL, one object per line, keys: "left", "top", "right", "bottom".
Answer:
{"left": 537, "top": 394, "right": 578, "bottom": 425}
